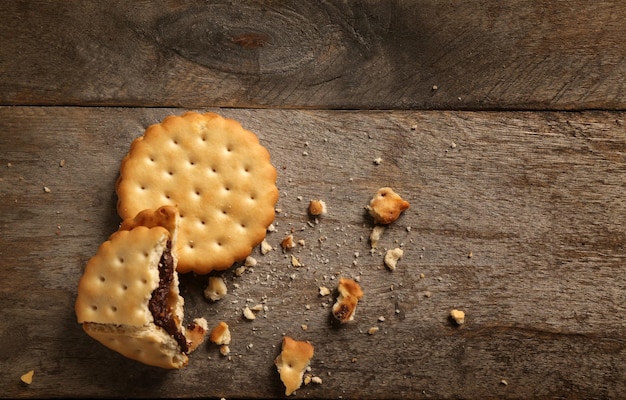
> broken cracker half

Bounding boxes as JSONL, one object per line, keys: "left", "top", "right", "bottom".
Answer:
{"left": 75, "top": 208, "right": 207, "bottom": 369}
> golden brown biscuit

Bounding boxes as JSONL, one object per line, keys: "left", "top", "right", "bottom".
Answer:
{"left": 274, "top": 336, "right": 315, "bottom": 396}
{"left": 116, "top": 111, "right": 279, "bottom": 274}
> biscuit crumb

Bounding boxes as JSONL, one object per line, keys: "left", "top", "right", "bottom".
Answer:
{"left": 187, "top": 317, "right": 209, "bottom": 353}
{"left": 332, "top": 278, "right": 364, "bottom": 323}
{"left": 366, "top": 187, "right": 410, "bottom": 225}
{"left": 319, "top": 286, "right": 331, "bottom": 296}
{"left": 243, "top": 306, "right": 256, "bottom": 320}
{"left": 369, "top": 225, "right": 386, "bottom": 249}
{"left": 20, "top": 370, "right": 34, "bottom": 385}
{"left": 308, "top": 200, "right": 327, "bottom": 216}
{"left": 500, "top": 379, "right": 508, "bottom": 386}
{"left": 275, "top": 336, "right": 314, "bottom": 396}
{"left": 59, "top": 159, "right": 66, "bottom": 167}
{"left": 220, "top": 345, "right": 230, "bottom": 356}
{"left": 311, "top": 376, "right": 322, "bottom": 384}
{"left": 244, "top": 256, "right": 257, "bottom": 267}
{"left": 291, "top": 255, "right": 302, "bottom": 267}
{"left": 450, "top": 309, "right": 465, "bottom": 325}
{"left": 368, "top": 326, "right": 379, "bottom": 335}
{"left": 373, "top": 157, "right": 383, "bottom": 165}
{"left": 261, "top": 240, "right": 273, "bottom": 255}
{"left": 281, "top": 234, "right": 295, "bottom": 250}
{"left": 43, "top": 186, "right": 51, "bottom": 193}
{"left": 384, "top": 248, "right": 404, "bottom": 271}
{"left": 203, "top": 276, "right": 227, "bottom": 301}
{"left": 210, "top": 321, "right": 231, "bottom": 345}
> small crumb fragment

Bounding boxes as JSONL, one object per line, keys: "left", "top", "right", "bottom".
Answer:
{"left": 235, "top": 265, "right": 246, "bottom": 276}
{"left": 373, "top": 157, "right": 383, "bottom": 165}
{"left": 209, "top": 321, "right": 231, "bottom": 345}
{"left": 301, "top": 324, "right": 308, "bottom": 331}
{"left": 267, "top": 224, "right": 276, "bottom": 232}
{"left": 369, "top": 225, "right": 386, "bottom": 249}
{"left": 281, "top": 234, "right": 295, "bottom": 250}
{"left": 450, "top": 309, "right": 465, "bottom": 325}
{"left": 261, "top": 239, "right": 273, "bottom": 255}
{"left": 384, "top": 248, "right": 404, "bottom": 271}
{"left": 20, "top": 370, "right": 34, "bottom": 385}
{"left": 220, "top": 345, "right": 230, "bottom": 356}
{"left": 186, "top": 317, "right": 209, "bottom": 353}
{"left": 378, "top": 316, "right": 386, "bottom": 322}
{"left": 368, "top": 326, "right": 379, "bottom": 335}
{"left": 291, "top": 254, "right": 302, "bottom": 267}
{"left": 43, "top": 186, "right": 51, "bottom": 193}
{"left": 366, "top": 187, "right": 410, "bottom": 225}
{"left": 203, "top": 276, "right": 227, "bottom": 301}
{"left": 432, "top": 85, "right": 438, "bottom": 91}
{"left": 244, "top": 256, "right": 257, "bottom": 267}
{"left": 243, "top": 306, "right": 256, "bottom": 320}
{"left": 311, "top": 376, "right": 323, "bottom": 384}
{"left": 319, "top": 286, "right": 331, "bottom": 296}
{"left": 468, "top": 251, "right": 473, "bottom": 258}
{"left": 500, "top": 379, "right": 508, "bottom": 386}
{"left": 308, "top": 199, "right": 327, "bottom": 216}
{"left": 332, "top": 278, "right": 364, "bottom": 323}
{"left": 304, "top": 374, "right": 312, "bottom": 385}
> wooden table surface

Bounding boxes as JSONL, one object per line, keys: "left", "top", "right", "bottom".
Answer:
{"left": 1, "top": 1, "right": 625, "bottom": 399}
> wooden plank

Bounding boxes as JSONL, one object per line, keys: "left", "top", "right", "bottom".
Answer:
{"left": 1, "top": 0, "right": 624, "bottom": 110}
{"left": 1, "top": 106, "right": 625, "bottom": 398}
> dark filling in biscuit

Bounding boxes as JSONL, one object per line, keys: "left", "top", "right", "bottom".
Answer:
{"left": 149, "top": 241, "right": 189, "bottom": 353}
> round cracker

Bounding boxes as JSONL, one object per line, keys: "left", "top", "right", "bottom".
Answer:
{"left": 116, "top": 112, "right": 278, "bottom": 274}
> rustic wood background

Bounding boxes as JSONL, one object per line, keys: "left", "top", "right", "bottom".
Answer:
{"left": 1, "top": 1, "right": 625, "bottom": 399}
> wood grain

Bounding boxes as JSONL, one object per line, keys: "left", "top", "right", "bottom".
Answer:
{"left": 1, "top": 0, "right": 624, "bottom": 110}
{"left": 1, "top": 107, "right": 625, "bottom": 398}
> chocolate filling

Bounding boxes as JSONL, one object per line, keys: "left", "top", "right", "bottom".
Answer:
{"left": 148, "top": 240, "right": 189, "bottom": 353}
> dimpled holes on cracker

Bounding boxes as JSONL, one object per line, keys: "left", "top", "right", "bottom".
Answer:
{"left": 116, "top": 111, "right": 279, "bottom": 275}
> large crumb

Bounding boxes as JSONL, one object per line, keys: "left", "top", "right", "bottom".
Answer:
{"left": 281, "top": 234, "right": 295, "bottom": 250}
{"left": 384, "top": 248, "right": 404, "bottom": 270}
{"left": 210, "top": 321, "right": 231, "bottom": 345}
{"left": 243, "top": 306, "right": 256, "bottom": 320}
{"left": 203, "top": 276, "right": 227, "bottom": 301}
{"left": 332, "top": 278, "right": 364, "bottom": 323}
{"left": 261, "top": 239, "right": 273, "bottom": 254}
{"left": 369, "top": 225, "right": 386, "bottom": 249}
{"left": 20, "top": 370, "right": 34, "bottom": 385}
{"left": 366, "top": 187, "right": 410, "bottom": 225}
{"left": 308, "top": 199, "right": 327, "bottom": 216}
{"left": 274, "top": 336, "right": 315, "bottom": 396}
{"left": 450, "top": 309, "right": 465, "bottom": 325}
